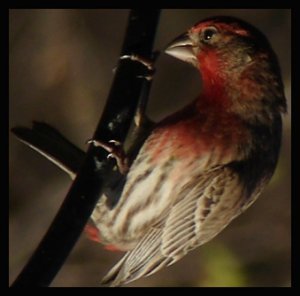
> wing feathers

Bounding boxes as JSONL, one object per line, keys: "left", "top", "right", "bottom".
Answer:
{"left": 102, "top": 166, "right": 244, "bottom": 286}
{"left": 101, "top": 228, "right": 164, "bottom": 286}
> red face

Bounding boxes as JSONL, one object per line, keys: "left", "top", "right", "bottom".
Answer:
{"left": 165, "top": 16, "right": 286, "bottom": 119}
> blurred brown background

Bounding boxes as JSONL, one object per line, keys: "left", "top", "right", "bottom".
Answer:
{"left": 9, "top": 9, "right": 291, "bottom": 287}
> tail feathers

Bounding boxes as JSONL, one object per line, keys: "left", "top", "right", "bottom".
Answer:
{"left": 101, "top": 228, "right": 174, "bottom": 287}
{"left": 11, "top": 121, "right": 85, "bottom": 179}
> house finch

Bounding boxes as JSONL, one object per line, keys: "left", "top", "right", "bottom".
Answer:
{"left": 89, "top": 16, "right": 287, "bottom": 286}
{"left": 12, "top": 15, "right": 287, "bottom": 286}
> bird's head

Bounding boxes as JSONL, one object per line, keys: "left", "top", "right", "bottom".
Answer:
{"left": 165, "top": 16, "right": 287, "bottom": 117}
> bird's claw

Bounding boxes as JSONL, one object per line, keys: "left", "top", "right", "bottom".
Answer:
{"left": 120, "top": 54, "right": 155, "bottom": 71}
{"left": 119, "top": 53, "right": 159, "bottom": 81}
{"left": 88, "top": 139, "right": 129, "bottom": 174}
{"left": 137, "top": 74, "right": 153, "bottom": 81}
{"left": 109, "top": 140, "right": 122, "bottom": 146}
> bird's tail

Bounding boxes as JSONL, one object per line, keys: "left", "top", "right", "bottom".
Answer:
{"left": 11, "top": 121, "right": 85, "bottom": 179}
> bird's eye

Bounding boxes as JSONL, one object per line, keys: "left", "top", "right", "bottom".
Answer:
{"left": 202, "top": 27, "right": 218, "bottom": 42}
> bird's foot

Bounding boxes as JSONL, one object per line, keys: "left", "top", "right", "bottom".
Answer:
{"left": 87, "top": 139, "right": 129, "bottom": 175}
{"left": 119, "top": 51, "right": 159, "bottom": 81}
{"left": 120, "top": 54, "right": 155, "bottom": 71}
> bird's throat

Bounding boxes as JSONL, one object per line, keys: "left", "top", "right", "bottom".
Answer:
{"left": 198, "top": 50, "right": 230, "bottom": 108}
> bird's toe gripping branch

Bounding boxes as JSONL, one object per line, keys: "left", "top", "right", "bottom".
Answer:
{"left": 87, "top": 139, "right": 129, "bottom": 175}
{"left": 120, "top": 54, "right": 154, "bottom": 71}
{"left": 120, "top": 52, "right": 159, "bottom": 81}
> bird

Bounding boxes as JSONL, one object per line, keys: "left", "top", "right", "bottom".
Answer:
{"left": 12, "top": 15, "right": 287, "bottom": 287}
{"left": 89, "top": 16, "right": 287, "bottom": 286}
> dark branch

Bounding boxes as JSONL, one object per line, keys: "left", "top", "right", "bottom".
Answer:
{"left": 11, "top": 9, "right": 160, "bottom": 287}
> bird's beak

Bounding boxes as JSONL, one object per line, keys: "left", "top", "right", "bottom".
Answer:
{"left": 164, "top": 33, "right": 197, "bottom": 66}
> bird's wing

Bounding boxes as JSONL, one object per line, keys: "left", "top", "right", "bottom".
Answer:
{"left": 101, "top": 165, "right": 245, "bottom": 286}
